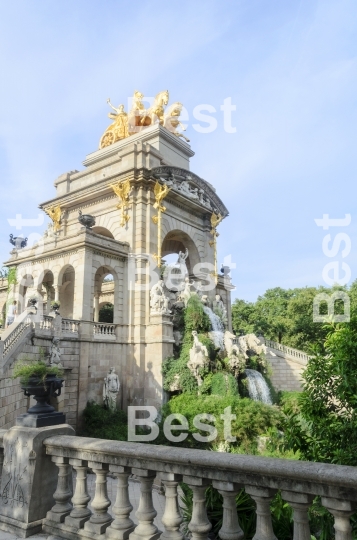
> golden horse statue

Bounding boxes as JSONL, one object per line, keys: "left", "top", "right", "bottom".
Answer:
{"left": 99, "top": 89, "right": 189, "bottom": 149}
{"left": 163, "top": 102, "right": 190, "bottom": 142}
{"left": 140, "top": 90, "right": 169, "bottom": 127}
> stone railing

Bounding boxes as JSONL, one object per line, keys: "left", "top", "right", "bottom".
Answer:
{"left": 39, "top": 315, "right": 55, "bottom": 331}
{"left": 62, "top": 318, "right": 80, "bottom": 335}
{"left": 42, "top": 435, "right": 357, "bottom": 540}
{"left": 93, "top": 322, "right": 116, "bottom": 338}
{"left": 0, "top": 310, "right": 34, "bottom": 372}
{"left": 264, "top": 339, "right": 312, "bottom": 364}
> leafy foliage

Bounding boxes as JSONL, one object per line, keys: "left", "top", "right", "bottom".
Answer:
{"left": 159, "top": 394, "right": 283, "bottom": 452}
{"left": 232, "top": 283, "right": 356, "bottom": 352}
{"left": 12, "top": 360, "right": 63, "bottom": 385}
{"left": 81, "top": 401, "right": 128, "bottom": 440}
{"left": 99, "top": 303, "right": 114, "bottom": 323}
{"left": 7, "top": 267, "right": 17, "bottom": 289}
{"left": 211, "top": 372, "right": 238, "bottom": 396}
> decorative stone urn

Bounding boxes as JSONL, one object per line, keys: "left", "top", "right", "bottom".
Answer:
{"left": 51, "top": 301, "right": 60, "bottom": 313}
{"left": 78, "top": 209, "right": 96, "bottom": 229}
{"left": 17, "top": 374, "right": 66, "bottom": 427}
{"left": 28, "top": 297, "right": 38, "bottom": 307}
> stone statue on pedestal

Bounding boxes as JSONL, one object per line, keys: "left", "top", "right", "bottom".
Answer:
{"left": 176, "top": 248, "right": 189, "bottom": 275}
{"left": 103, "top": 367, "right": 120, "bottom": 411}
{"left": 48, "top": 337, "right": 62, "bottom": 368}
{"left": 150, "top": 279, "right": 171, "bottom": 315}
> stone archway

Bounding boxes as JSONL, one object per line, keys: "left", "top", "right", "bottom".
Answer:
{"left": 93, "top": 266, "right": 118, "bottom": 323}
{"left": 92, "top": 226, "right": 115, "bottom": 239}
{"left": 58, "top": 265, "right": 75, "bottom": 318}
{"left": 161, "top": 230, "right": 201, "bottom": 275}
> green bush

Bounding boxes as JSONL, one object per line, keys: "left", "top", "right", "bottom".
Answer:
{"left": 184, "top": 295, "right": 210, "bottom": 334}
{"left": 81, "top": 401, "right": 128, "bottom": 441}
{"left": 159, "top": 394, "right": 282, "bottom": 452}
{"left": 12, "top": 360, "right": 63, "bottom": 385}
{"left": 211, "top": 372, "right": 238, "bottom": 396}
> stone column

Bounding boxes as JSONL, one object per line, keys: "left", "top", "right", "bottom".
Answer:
{"left": 94, "top": 293, "right": 100, "bottom": 322}
{"left": 245, "top": 486, "right": 277, "bottom": 540}
{"left": 0, "top": 424, "right": 74, "bottom": 537}
{"left": 281, "top": 491, "right": 313, "bottom": 540}
{"left": 106, "top": 465, "right": 135, "bottom": 540}
{"left": 161, "top": 473, "right": 184, "bottom": 540}
{"left": 84, "top": 462, "right": 112, "bottom": 534}
{"left": 321, "top": 497, "right": 356, "bottom": 540}
{"left": 129, "top": 468, "right": 162, "bottom": 540}
{"left": 212, "top": 481, "right": 244, "bottom": 540}
{"left": 183, "top": 476, "right": 212, "bottom": 540}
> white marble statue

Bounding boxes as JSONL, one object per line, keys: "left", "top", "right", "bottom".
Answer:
{"left": 224, "top": 331, "right": 246, "bottom": 376}
{"left": 187, "top": 331, "right": 209, "bottom": 386}
{"left": 177, "top": 277, "right": 193, "bottom": 306}
{"left": 48, "top": 337, "right": 62, "bottom": 367}
{"left": 103, "top": 367, "right": 120, "bottom": 411}
{"left": 150, "top": 279, "right": 171, "bottom": 314}
{"left": 177, "top": 248, "right": 189, "bottom": 275}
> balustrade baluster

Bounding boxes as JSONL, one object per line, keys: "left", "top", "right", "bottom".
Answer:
{"left": 84, "top": 461, "right": 112, "bottom": 534}
{"left": 212, "top": 481, "right": 244, "bottom": 540}
{"left": 183, "top": 476, "right": 212, "bottom": 540}
{"left": 281, "top": 491, "right": 313, "bottom": 540}
{"left": 129, "top": 469, "right": 162, "bottom": 540}
{"left": 46, "top": 456, "right": 73, "bottom": 523}
{"left": 245, "top": 486, "right": 277, "bottom": 540}
{"left": 321, "top": 497, "right": 356, "bottom": 540}
{"left": 106, "top": 465, "right": 135, "bottom": 540}
{"left": 161, "top": 473, "right": 184, "bottom": 540}
{"left": 65, "top": 458, "right": 91, "bottom": 529}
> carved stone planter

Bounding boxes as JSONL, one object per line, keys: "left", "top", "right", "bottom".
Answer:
{"left": 16, "top": 374, "right": 66, "bottom": 427}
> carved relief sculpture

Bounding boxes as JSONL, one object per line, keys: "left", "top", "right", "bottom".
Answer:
{"left": 150, "top": 279, "right": 171, "bottom": 315}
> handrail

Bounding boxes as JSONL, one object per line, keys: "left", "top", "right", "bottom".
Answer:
{"left": 263, "top": 338, "right": 312, "bottom": 362}
{"left": 44, "top": 435, "right": 357, "bottom": 495}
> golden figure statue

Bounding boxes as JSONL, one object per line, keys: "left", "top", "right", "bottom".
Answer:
{"left": 152, "top": 181, "right": 170, "bottom": 267}
{"left": 163, "top": 102, "right": 190, "bottom": 142}
{"left": 110, "top": 179, "right": 132, "bottom": 227}
{"left": 209, "top": 212, "right": 223, "bottom": 284}
{"left": 99, "top": 89, "right": 189, "bottom": 149}
{"left": 99, "top": 99, "right": 129, "bottom": 149}
{"left": 128, "top": 90, "right": 146, "bottom": 135}
{"left": 45, "top": 205, "right": 62, "bottom": 232}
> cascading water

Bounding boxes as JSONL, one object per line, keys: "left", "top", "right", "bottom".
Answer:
{"left": 245, "top": 369, "right": 273, "bottom": 405}
{"left": 203, "top": 306, "right": 225, "bottom": 350}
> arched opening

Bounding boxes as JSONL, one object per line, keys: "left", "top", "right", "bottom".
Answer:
{"left": 41, "top": 270, "right": 55, "bottom": 314}
{"left": 18, "top": 274, "right": 35, "bottom": 313}
{"left": 99, "top": 302, "right": 114, "bottom": 323}
{"left": 58, "top": 265, "right": 75, "bottom": 318}
{"left": 94, "top": 266, "right": 116, "bottom": 322}
{"left": 92, "top": 226, "right": 115, "bottom": 239}
{"left": 161, "top": 230, "right": 201, "bottom": 292}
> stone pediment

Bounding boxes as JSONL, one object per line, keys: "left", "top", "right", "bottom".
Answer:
{"left": 151, "top": 166, "right": 229, "bottom": 218}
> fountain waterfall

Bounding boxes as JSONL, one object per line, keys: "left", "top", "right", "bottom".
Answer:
{"left": 245, "top": 369, "right": 273, "bottom": 404}
{"left": 203, "top": 306, "right": 225, "bottom": 350}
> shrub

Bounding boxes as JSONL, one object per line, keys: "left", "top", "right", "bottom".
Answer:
{"left": 159, "top": 394, "right": 283, "bottom": 451}
{"left": 12, "top": 359, "right": 63, "bottom": 385}
{"left": 81, "top": 401, "right": 128, "bottom": 440}
{"left": 211, "top": 372, "right": 238, "bottom": 396}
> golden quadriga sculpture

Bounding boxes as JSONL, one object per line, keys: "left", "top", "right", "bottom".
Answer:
{"left": 99, "top": 90, "right": 190, "bottom": 149}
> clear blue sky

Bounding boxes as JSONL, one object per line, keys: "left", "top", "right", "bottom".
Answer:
{"left": 0, "top": 0, "right": 356, "bottom": 301}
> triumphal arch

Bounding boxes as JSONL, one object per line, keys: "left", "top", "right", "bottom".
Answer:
{"left": 2, "top": 90, "right": 233, "bottom": 425}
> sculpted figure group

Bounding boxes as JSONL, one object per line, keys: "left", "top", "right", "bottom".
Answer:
{"left": 100, "top": 90, "right": 189, "bottom": 149}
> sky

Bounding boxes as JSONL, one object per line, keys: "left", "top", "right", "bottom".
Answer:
{"left": 0, "top": 0, "right": 356, "bottom": 301}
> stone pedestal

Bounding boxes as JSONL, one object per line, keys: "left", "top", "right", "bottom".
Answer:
{"left": 0, "top": 424, "right": 75, "bottom": 537}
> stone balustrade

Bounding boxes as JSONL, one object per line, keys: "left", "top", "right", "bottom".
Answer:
{"left": 263, "top": 339, "right": 312, "bottom": 364}
{"left": 62, "top": 318, "right": 80, "bottom": 335}
{"left": 39, "top": 315, "right": 55, "bottom": 331}
{"left": 41, "top": 435, "right": 357, "bottom": 540}
{"left": 0, "top": 310, "right": 34, "bottom": 373}
{"left": 93, "top": 322, "right": 116, "bottom": 338}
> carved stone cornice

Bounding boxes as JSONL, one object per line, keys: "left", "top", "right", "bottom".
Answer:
{"left": 151, "top": 166, "right": 229, "bottom": 218}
